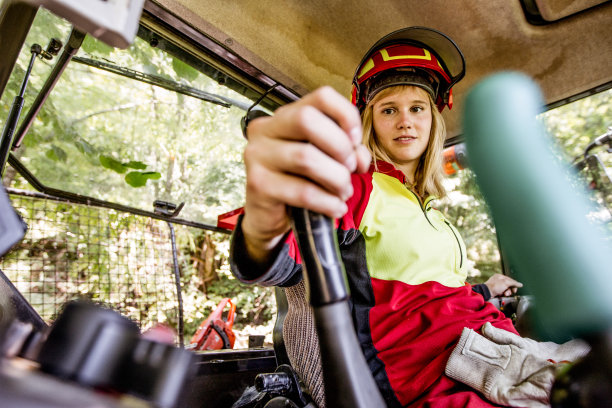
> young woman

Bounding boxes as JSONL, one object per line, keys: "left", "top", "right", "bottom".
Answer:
{"left": 230, "top": 27, "right": 523, "bottom": 407}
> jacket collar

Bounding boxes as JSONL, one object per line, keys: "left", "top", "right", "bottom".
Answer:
{"left": 370, "top": 160, "right": 436, "bottom": 204}
{"left": 370, "top": 160, "right": 407, "bottom": 184}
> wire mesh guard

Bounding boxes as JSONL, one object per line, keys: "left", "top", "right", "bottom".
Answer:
{"left": 0, "top": 192, "right": 180, "bottom": 331}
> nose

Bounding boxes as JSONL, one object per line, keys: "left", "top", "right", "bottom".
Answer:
{"left": 397, "top": 109, "right": 412, "bottom": 129}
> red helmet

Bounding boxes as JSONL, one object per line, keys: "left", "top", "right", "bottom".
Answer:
{"left": 351, "top": 27, "right": 465, "bottom": 112}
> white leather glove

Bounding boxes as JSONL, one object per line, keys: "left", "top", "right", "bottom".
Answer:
{"left": 445, "top": 323, "right": 590, "bottom": 408}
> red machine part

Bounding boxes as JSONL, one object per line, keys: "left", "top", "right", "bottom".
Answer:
{"left": 443, "top": 143, "right": 468, "bottom": 175}
{"left": 217, "top": 207, "right": 244, "bottom": 231}
{"left": 189, "top": 298, "right": 236, "bottom": 350}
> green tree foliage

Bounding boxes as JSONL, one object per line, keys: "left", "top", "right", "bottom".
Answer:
{"left": 437, "top": 89, "right": 612, "bottom": 284}
{"left": 542, "top": 91, "right": 612, "bottom": 161}
{"left": 543, "top": 90, "right": 612, "bottom": 237}
{"left": 1, "top": 8, "right": 250, "bottom": 225}
{"left": 438, "top": 170, "right": 501, "bottom": 283}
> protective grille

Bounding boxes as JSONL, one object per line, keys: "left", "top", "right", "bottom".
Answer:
{"left": 0, "top": 192, "right": 180, "bottom": 331}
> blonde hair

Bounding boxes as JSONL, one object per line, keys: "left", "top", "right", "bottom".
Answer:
{"left": 361, "top": 85, "right": 447, "bottom": 198}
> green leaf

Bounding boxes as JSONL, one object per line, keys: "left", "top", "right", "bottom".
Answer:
{"left": 125, "top": 171, "right": 161, "bottom": 187}
{"left": 45, "top": 145, "right": 67, "bottom": 162}
{"left": 172, "top": 58, "right": 200, "bottom": 82}
{"left": 124, "top": 172, "right": 146, "bottom": 187}
{"left": 99, "top": 155, "right": 127, "bottom": 173}
{"left": 81, "top": 35, "right": 114, "bottom": 56}
{"left": 141, "top": 171, "right": 161, "bottom": 180}
{"left": 44, "top": 148, "right": 57, "bottom": 162}
{"left": 74, "top": 138, "right": 95, "bottom": 155}
{"left": 124, "top": 160, "right": 147, "bottom": 170}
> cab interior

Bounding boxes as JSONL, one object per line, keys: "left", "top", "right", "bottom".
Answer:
{"left": 0, "top": 1, "right": 611, "bottom": 407}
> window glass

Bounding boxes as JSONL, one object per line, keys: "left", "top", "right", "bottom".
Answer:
{"left": 1, "top": 8, "right": 250, "bottom": 225}
{"left": 437, "top": 88, "right": 612, "bottom": 284}
{"left": 0, "top": 9, "right": 275, "bottom": 348}
{"left": 438, "top": 169, "right": 500, "bottom": 284}
{"left": 540, "top": 89, "right": 612, "bottom": 233}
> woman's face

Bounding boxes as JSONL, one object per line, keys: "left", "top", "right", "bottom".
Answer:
{"left": 372, "top": 86, "right": 432, "bottom": 175}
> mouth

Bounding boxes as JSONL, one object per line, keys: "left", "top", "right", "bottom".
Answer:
{"left": 394, "top": 136, "right": 417, "bottom": 141}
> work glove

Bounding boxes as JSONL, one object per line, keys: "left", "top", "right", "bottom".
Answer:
{"left": 445, "top": 323, "right": 590, "bottom": 408}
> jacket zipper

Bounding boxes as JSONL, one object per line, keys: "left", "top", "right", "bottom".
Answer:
{"left": 444, "top": 220, "right": 464, "bottom": 268}
{"left": 408, "top": 188, "right": 436, "bottom": 230}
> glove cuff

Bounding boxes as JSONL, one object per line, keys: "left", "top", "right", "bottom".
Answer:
{"left": 445, "top": 327, "right": 509, "bottom": 399}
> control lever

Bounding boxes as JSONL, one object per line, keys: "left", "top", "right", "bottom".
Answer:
{"left": 290, "top": 207, "right": 385, "bottom": 407}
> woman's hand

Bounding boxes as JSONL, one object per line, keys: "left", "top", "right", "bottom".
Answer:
{"left": 484, "top": 274, "right": 523, "bottom": 298}
{"left": 241, "top": 87, "right": 371, "bottom": 264}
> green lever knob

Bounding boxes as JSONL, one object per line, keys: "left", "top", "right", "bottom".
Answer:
{"left": 463, "top": 72, "right": 612, "bottom": 342}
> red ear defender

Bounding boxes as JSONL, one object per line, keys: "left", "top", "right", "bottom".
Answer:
{"left": 436, "top": 88, "right": 453, "bottom": 112}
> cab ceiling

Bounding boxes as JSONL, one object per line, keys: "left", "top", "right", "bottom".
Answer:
{"left": 154, "top": 0, "right": 612, "bottom": 138}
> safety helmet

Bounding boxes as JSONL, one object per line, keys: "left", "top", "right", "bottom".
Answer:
{"left": 351, "top": 26, "right": 465, "bottom": 113}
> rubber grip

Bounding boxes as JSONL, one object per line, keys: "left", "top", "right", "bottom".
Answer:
{"left": 290, "top": 207, "right": 385, "bottom": 407}
{"left": 290, "top": 207, "right": 349, "bottom": 306}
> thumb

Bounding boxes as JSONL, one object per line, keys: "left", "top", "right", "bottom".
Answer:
{"left": 481, "top": 322, "right": 526, "bottom": 348}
